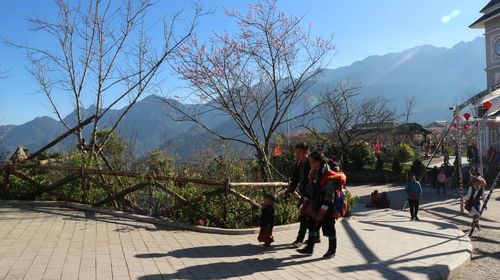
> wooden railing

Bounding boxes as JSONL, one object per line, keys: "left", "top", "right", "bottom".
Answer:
{"left": 0, "top": 164, "right": 293, "bottom": 227}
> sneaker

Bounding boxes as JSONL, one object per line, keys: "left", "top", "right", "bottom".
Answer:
{"left": 322, "top": 250, "right": 335, "bottom": 259}
{"left": 415, "top": 216, "right": 420, "bottom": 221}
{"left": 292, "top": 241, "right": 303, "bottom": 248}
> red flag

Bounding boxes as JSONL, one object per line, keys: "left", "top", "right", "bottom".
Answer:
{"left": 452, "top": 123, "right": 458, "bottom": 128}
{"left": 464, "top": 113, "right": 471, "bottom": 120}
{"left": 484, "top": 101, "right": 493, "bottom": 110}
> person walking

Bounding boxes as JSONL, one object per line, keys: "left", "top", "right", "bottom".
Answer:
{"left": 405, "top": 174, "right": 422, "bottom": 221}
{"left": 297, "top": 152, "right": 345, "bottom": 259}
{"left": 286, "top": 143, "right": 313, "bottom": 248}
{"left": 465, "top": 176, "right": 487, "bottom": 230}
{"left": 437, "top": 169, "right": 446, "bottom": 195}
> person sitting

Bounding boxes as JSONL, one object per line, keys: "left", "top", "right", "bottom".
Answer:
{"left": 367, "top": 190, "right": 379, "bottom": 207}
{"left": 378, "top": 192, "right": 391, "bottom": 208}
{"left": 367, "top": 190, "right": 391, "bottom": 208}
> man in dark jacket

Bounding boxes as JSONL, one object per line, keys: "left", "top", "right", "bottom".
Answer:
{"left": 286, "top": 143, "right": 313, "bottom": 248}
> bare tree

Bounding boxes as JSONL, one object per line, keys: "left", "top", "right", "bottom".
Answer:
{"left": 403, "top": 96, "right": 417, "bottom": 123}
{"left": 305, "top": 82, "right": 396, "bottom": 163}
{"left": 7, "top": 0, "right": 202, "bottom": 164}
{"left": 162, "top": 0, "right": 334, "bottom": 180}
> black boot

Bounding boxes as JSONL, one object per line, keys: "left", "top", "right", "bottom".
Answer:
{"left": 297, "top": 239, "right": 315, "bottom": 255}
{"left": 322, "top": 239, "right": 336, "bottom": 259}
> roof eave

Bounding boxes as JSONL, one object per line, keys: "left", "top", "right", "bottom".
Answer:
{"left": 470, "top": 8, "right": 500, "bottom": 29}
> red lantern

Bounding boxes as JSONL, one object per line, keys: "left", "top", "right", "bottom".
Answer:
{"left": 463, "top": 125, "right": 469, "bottom": 130}
{"left": 452, "top": 123, "right": 458, "bottom": 128}
{"left": 464, "top": 113, "right": 471, "bottom": 120}
{"left": 484, "top": 101, "right": 493, "bottom": 110}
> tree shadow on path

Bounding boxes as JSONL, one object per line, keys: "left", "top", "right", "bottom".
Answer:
{"left": 135, "top": 244, "right": 291, "bottom": 259}
{"left": 137, "top": 255, "right": 322, "bottom": 280}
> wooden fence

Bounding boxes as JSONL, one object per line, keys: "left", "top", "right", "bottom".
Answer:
{"left": 0, "top": 164, "right": 293, "bottom": 226}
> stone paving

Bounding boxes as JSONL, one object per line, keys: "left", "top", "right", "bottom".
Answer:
{"left": 0, "top": 201, "right": 470, "bottom": 280}
{"left": 347, "top": 182, "right": 500, "bottom": 280}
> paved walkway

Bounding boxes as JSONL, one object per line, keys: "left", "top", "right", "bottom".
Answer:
{"left": 347, "top": 182, "right": 500, "bottom": 280}
{"left": 0, "top": 202, "right": 470, "bottom": 280}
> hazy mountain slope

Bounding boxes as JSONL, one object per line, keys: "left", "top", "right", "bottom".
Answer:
{"left": 0, "top": 37, "right": 487, "bottom": 157}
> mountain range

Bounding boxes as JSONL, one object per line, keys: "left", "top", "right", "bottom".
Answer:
{"left": 0, "top": 37, "right": 487, "bottom": 157}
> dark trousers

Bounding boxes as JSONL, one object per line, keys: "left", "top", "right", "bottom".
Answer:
{"left": 307, "top": 216, "right": 337, "bottom": 253}
{"left": 408, "top": 199, "right": 420, "bottom": 218}
{"left": 295, "top": 215, "right": 309, "bottom": 242}
{"left": 437, "top": 182, "right": 446, "bottom": 194}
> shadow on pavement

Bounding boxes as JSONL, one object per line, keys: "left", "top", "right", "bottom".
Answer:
{"left": 137, "top": 255, "right": 321, "bottom": 280}
{"left": 424, "top": 207, "right": 500, "bottom": 231}
{"left": 135, "top": 244, "right": 291, "bottom": 259}
{"left": 16, "top": 205, "right": 175, "bottom": 232}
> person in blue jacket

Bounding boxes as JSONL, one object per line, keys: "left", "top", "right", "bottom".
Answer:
{"left": 405, "top": 174, "right": 422, "bottom": 221}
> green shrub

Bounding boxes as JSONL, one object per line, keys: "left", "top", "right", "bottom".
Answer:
{"left": 349, "top": 141, "right": 375, "bottom": 170}
{"left": 345, "top": 190, "right": 359, "bottom": 217}
{"left": 392, "top": 157, "right": 402, "bottom": 174}
{"left": 393, "top": 143, "right": 415, "bottom": 163}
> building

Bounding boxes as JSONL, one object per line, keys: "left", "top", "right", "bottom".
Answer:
{"left": 470, "top": 0, "right": 500, "bottom": 158}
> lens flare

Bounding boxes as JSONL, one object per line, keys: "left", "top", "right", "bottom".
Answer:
{"left": 441, "top": 9, "right": 460, "bottom": 23}
{"left": 441, "top": 15, "right": 451, "bottom": 23}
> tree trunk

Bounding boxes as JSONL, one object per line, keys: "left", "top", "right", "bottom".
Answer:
{"left": 256, "top": 147, "right": 273, "bottom": 181}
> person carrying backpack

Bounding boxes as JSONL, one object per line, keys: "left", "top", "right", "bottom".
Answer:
{"left": 297, "top": 152, "right": 347, "bottom": 259}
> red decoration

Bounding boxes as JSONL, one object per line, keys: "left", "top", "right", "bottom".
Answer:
{"left": 463, "top": 125, "right": 470, "bottom": 130}
{"left": 452, "top": 123, "right": 458, "bottom": 128}
{"left": 273, "top": 145, "right": 282, "bottom": 156}
{"left": 464, "top": 113, "right": 471, "bottom": 120}
{"left": 484, "top": 101, "right": 493, "bottom": 110}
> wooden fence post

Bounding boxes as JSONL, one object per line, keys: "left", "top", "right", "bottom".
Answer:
{"left": 81, "top": 167, "right": 87, "bottom": 204}
{"left": 224, "top": 178, "right": 230, "bottom": 225}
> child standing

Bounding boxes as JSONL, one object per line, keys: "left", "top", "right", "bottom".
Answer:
{"left": 258, "top": 194, "right": 275, "bottom": 247}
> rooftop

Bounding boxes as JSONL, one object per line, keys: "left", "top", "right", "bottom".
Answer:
{"left": 470, "top": 6, "right": 500, "bottom": 28}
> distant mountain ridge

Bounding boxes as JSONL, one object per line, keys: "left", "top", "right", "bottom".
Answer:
{"left": 0, "top": 37, "right": 487, "bottom": 157}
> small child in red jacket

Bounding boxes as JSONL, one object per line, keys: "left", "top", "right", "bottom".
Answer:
{"left": 258, "top": 194, "right": 275, "bottom": 247}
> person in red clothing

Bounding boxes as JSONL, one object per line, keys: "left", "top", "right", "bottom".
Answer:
{"left": 370, "top": 190, "right": 379, "bottom": 205}
{"left": 257, "top": 194, "right": 275, "bottom": 247}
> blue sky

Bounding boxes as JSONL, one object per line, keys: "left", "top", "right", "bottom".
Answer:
{"left": 0, "top": 0, "right": 489, "bottom": 125}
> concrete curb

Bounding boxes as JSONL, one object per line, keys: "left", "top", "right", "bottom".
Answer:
{"left": 0, "top": 200, "right": 298, "bottom": 235}
{"left": 427, "top": 236, "right": 472, "bottom": 280}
